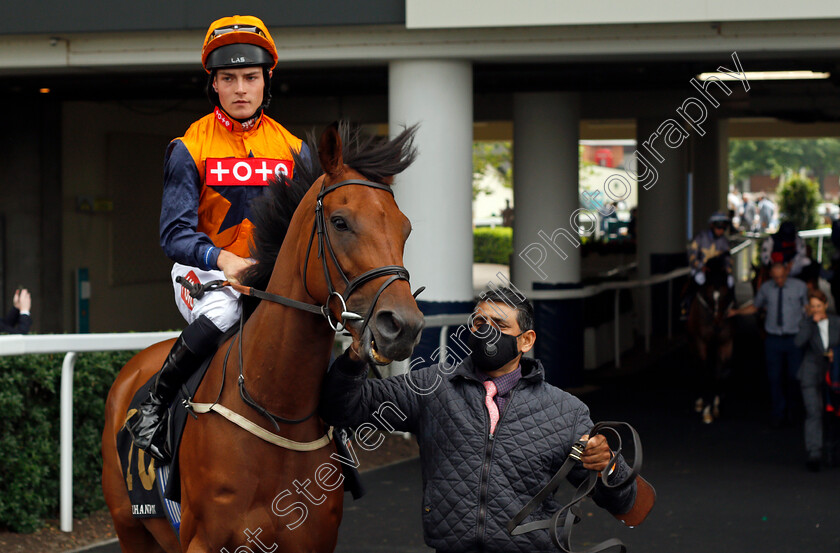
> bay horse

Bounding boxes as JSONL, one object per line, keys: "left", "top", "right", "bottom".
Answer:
{"left": 686, "top": 254, "right": 735, "bottom": 424}
{"left": 101, "top": 122, "right": 425, "bottom": 552}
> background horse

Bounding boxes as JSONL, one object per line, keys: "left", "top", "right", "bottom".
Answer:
{"left": 686, "top": 254, "right": 735, "bottom": 423}
{"left": 101, "top": 123, "right": 424, "bottom": 553}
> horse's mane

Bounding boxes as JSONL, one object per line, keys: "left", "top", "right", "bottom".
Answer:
{"left": 240, "top": 122, "right": 417, "bottom": 293}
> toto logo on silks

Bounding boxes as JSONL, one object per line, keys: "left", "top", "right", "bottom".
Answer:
{"left": 180, "top": 271, "right": 199, "bottom": 311}
{"left": 206, "top": 158, "right": 292, "bottom": 186}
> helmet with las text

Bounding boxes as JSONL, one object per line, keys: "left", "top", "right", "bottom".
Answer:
{"left": 201, "top": 15, "right": 278, "bottom": 120}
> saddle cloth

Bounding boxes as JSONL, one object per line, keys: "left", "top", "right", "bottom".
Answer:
{"left": 116, "top": 355, "right": 214, "bottom": 535}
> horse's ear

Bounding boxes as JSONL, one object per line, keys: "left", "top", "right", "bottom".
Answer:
{"left": 318, "top": 122, "right": 343, "bottom": 177}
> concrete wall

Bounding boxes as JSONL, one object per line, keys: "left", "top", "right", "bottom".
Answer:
{"left": 408, "top": 0, "right": 840, "bottom": 28}
{"left": 0, "top": 96, "right": 61, "bottom": 333}
{"left": 61, "top": 100, "right": 210, "bottom": 332}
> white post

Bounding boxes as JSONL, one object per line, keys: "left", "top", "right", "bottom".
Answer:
{"left": 636, "top": 117, "right": 687, "bottom": 346}
{"left": 818, "top": 235, "right": 824, "bottom": 264}
{"left": 389, "top": 60, "right": 474, "bottom": 304}
{"left": 512, "top": 92, "right": 584, "bottom": 386}
{"left": 60, "top": 352, "right": 77, "bottom": 532}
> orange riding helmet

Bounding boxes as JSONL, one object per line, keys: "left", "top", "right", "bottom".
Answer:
{"left": 201, "top": 15, "right": 278, "bottom": 73}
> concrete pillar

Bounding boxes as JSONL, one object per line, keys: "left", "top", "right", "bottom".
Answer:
{"left": 691, "top": 118, "right": 730, "bottom": 236}
{"left": 512, "top": 92, "right": 584, "bottom": 387}
{"left": 636, "top": 117, "right": 689, "bottom": 336}
{"left": 389, "top": 60, "right": 474, "bottom": 366}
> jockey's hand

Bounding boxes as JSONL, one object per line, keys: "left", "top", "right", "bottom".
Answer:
{"left": 580, "top": 434, "right": 612, "bottom": 472}
{"left": 217, "top": 250, "right": 255, "bottom": 285}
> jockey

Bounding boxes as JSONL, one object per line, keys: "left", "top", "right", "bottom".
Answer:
{"left": 760, "top": 221, "right": 810, "bottom": 278}
{"left": 126, "top": 15, "right": 308, "bottom": 462}
{"left": 682, "top": 211, "right": 734, "bottom": 317}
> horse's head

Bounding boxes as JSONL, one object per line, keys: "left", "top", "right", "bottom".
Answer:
{"left": 297, "top": 123, "right": 424, "bottom": 365}
{"left": 698, "top": 254, "right": 733, "bottom": 323}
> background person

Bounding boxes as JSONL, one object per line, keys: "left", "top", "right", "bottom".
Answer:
{"left": 760, "top": 221, "right": 810, "bottom": 279}
{"left": 0, "top": 288, "right": 32, "bottom": 334}
{"left": 794, "top": 289, "right": 839, "bottom": 472}
{"left": 126, "top": 15, "right": 307, "bottom": 462}
{"left": 740, "top": 193, "right": 757, "bottom": 232}
{"left": 730, "top": 262, "right": 808, "bottom": 427}
{"left": 757, "top": 194, "right": 776, "bottom": 232}
{"left": 320, "top": 287, "right": 646, "bottom": 553}
{"left": 682, "top": 211, "right": 733, "bottom": 318}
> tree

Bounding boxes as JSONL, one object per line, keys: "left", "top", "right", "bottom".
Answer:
{"left": 473, "top": 142, "right": 512, "bottom": 200}
{"left": 729, "top": 138, "right": 840, "bottom": 188}
{"left": 777, "top": 175, "right": 821, "bottom": 230}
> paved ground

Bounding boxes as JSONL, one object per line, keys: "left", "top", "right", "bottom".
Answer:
{"left": 87, "top": 313, "right": 840, "bottom": 553}
{"left": 335, "top": 314, "right": 840, "bottom": 553}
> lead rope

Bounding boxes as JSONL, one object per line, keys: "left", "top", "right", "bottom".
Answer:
{"left": 506, "top": 421, "right": 646, "bottom": 553}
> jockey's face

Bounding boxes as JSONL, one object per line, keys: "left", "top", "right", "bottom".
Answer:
{"left": 213, "top": 67, "right": 268, "bottom": 120}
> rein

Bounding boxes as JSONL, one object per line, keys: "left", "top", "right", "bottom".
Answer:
{"left": 507, "top": 421, "right": 645, "bottom": 553}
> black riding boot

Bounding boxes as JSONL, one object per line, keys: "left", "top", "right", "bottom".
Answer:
{"left": 126, "top": 315, "right": 223, "bottom": 462}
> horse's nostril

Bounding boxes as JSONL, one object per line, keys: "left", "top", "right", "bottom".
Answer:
{"left": 375, "top": 310, "right": 403, "bottom": 340}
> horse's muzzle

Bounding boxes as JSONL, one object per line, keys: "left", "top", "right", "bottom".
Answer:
{"left": 367, "top": 306, "right": 425, "bottom": 363}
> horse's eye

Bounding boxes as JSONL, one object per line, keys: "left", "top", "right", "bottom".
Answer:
{"left": 331, "top": 216, "right": 349, "bottom": 232}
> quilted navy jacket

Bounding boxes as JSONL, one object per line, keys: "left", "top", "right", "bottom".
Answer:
{"left": 320, "top": 353, "right": 637, "bottom": 553}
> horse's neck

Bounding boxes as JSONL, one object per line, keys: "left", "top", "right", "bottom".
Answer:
{"left": 238, "top": 278, "right": 335, "bottom": 420}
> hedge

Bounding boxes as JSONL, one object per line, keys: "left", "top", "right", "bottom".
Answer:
{"left": 0, "top": 350, "right": 136, "bottom": 532}
{"left": 474, "top": 227, "right": 513, "bottom": 265}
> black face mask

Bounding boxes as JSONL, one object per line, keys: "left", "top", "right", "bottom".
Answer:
{"left": 467, "top": 324, "right": 523, "bottom": 373}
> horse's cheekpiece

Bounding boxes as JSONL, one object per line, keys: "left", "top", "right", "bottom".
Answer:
{"left": 507, "top": 421, "right": 654, "bottom": 553}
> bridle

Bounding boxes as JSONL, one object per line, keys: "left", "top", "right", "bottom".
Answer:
{"left": 180, "top": 177, "right": 423, "bottom": 431}
{"left": 695, "top": 285, "right": 734, "bottom": 323}
{"left": 183, "top": 177, "right": 424, "bottom": 335}
{"left": 302, "top": 178, "right": 423, "bottom": 334}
